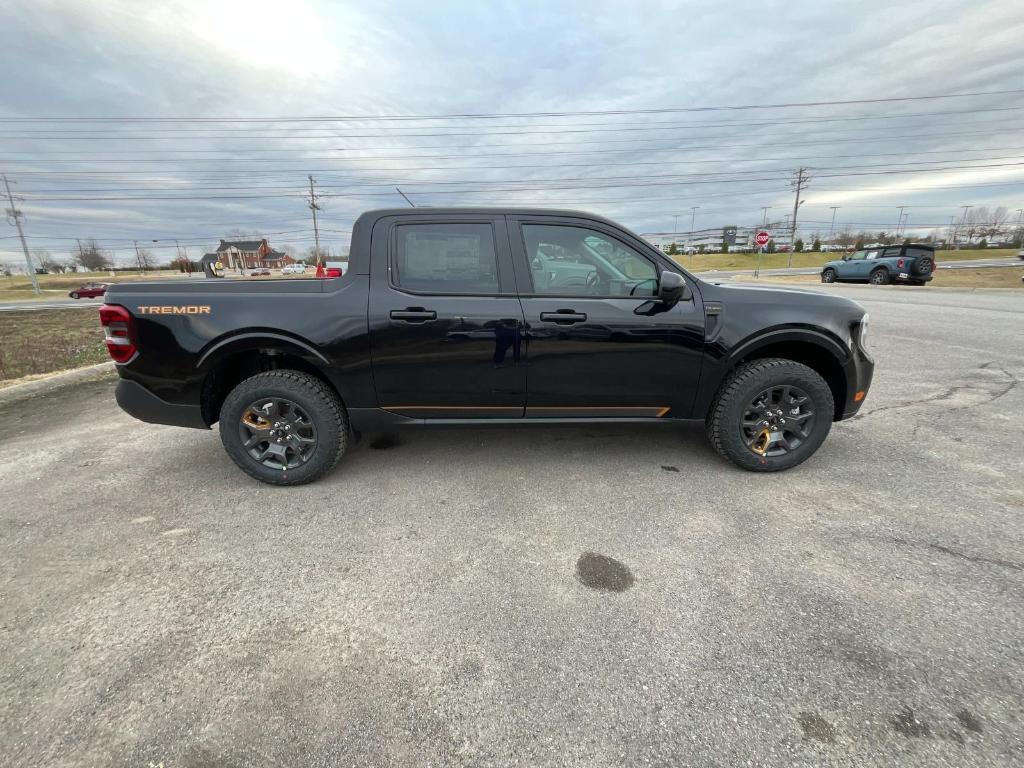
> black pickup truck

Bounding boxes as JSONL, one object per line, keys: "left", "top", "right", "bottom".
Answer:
{"left": 102, "top": 208, "right": 873, "bottom": 485}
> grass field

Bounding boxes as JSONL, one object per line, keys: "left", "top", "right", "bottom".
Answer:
{"left": 0, "top": 309, "right": 108, "bottom": 384}
{"left": 0, "top": 270, "right": 188, "bottom": 302}
{"left": 748, "top": 266, "right": 1023, "bottom": 289}
{"left": 675, "top": 248, "right": 1017, "bottom": 273}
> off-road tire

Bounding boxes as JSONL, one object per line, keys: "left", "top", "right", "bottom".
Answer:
{"left": 706, "top": 358, "right": 834, "bottom": 472}
{"left": 911, "top": 255, "right": 934, "bottom": 276}
{"left": 219, "top": 369, "right": 348, "bottom": 486}
{"left": 821, "top": 268, "right": 837, "bottom": 283}
{"left": 869, "top": 268, "right": 890, "bottom": 285}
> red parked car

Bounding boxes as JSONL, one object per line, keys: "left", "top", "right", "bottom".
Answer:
{"left": 69, "top": 283, "right": 108, "bottom": 299}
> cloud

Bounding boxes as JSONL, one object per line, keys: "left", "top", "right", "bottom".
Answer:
{"left": 1, "top": 0, "right": 1022, "bottom": 264}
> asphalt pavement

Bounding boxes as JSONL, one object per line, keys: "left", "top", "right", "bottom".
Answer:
{"left": 1, "top": 285, "right": 1022, "bottom": 767}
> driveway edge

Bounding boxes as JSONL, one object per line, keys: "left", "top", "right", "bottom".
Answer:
{"left": 0, "top": 362, "right": 116, "bottom": 404}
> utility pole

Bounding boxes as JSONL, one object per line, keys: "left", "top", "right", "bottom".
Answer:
{"left": 688, "top": 206, "right": 699, "bottom": 251}
{"left": 2, "top": 174, "right": 40, "bottom": 295}
{"left": 673, "top": 214, "right": 679, "bottom": 235}
{"left": 132, "top": 240, "right": 144, "bottom": 274}
{"left": 1015, "top": 208, "right": 1023, "bottom": 248}
{"left": 760, "top": 206, "right": 770, "bottom": 226}
{"left": 788, "top": 167, "right": 808, "bottom": 268}
{"left": 955, "top": 205, "right": 973, "bottom": 250}
{"left": 307, "top": 175, "right": 323, "bottom": 264}
{"left": 828, "top": 206, "right": 840, "bottom": 247}
{"left": 894, "top": 206, "right": 907, "bottom": 239}
{"left": 899, "top": 212, "right": 909, "bottom": 240}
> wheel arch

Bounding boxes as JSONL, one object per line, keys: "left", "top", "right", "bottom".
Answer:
{"left": 196, "top": 331, "right": 344, "bottom": 426}
{"left": 709, "top": 329, "right": 851, "bottom": 421}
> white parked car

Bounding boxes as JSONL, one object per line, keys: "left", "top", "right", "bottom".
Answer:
{"left": 281, "top": 264, "right": 307, "bottom": 274}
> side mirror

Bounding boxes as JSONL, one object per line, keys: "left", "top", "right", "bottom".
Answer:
{"left": 658, "top": 270, "right": 689, "bottom": 306}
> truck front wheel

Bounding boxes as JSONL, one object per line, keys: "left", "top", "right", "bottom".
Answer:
{"left": 219, "top": 369, "right": 348, "bottom": 485}
{"left": 706, "top": 358, "right": 834, "bottom": 472}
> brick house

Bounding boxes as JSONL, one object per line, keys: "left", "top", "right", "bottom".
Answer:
{"left": 215, "top": 239, "right": 295, "bottom": 270}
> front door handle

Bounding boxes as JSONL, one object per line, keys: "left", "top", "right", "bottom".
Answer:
{"left": 390, "top": 308, "right": 437, "bottom": 323}
{"left": 539, "top": 310, "right": 587, "bottom": 325}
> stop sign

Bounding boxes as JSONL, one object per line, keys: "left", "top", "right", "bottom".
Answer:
{"left": 755, "top": 230, "right": 770, "bottom": 247}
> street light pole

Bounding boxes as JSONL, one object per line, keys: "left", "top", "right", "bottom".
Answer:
{"left": 955, "top": 205, "right": 973, "bottom": 250}
{"left": 828, "top": 206, "right": 839, "bottom": 247}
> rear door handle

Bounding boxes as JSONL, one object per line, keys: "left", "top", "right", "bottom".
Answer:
{"left": 539, "top": 310, "right": 587, "bottom": 325}
{"left": 390, "top": 308, "right": 437, "bottom": 323}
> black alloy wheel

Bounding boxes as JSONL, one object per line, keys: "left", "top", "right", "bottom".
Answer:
{"left": 821, "top": 268, "right": 837, "bottom": 283}
{"left": 742, "top": 384, "right": 815, "bottom": 457}
{"left": 238, "top": 397, "right": 318, "bottom": 470}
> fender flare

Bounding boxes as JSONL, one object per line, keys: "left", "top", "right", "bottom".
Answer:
{"left": 693, "top": 326, "right": 852, "bottom": 418}
{"left": 724, "top": 326, "right": 850, "bottom": 370}
{"left": 196, "top": 330, "right": 330, "bottom": 370}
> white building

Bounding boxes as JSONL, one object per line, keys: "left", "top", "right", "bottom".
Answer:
{"left": 643, "top": 225, "right": 793, "bottom": 254}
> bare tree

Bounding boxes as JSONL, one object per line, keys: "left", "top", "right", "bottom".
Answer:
{"left": 135, "top": 247, "right": 157, "bottom": 270}
{"left": 74, "top": 239, "right": 112, "bottom": 272}
{"left": 32, "top": 247, "right": 67, "bottom": 273}
{"left": 986, "top": 206, "right": 1010, "bottom": 239}
{"left": 306, "top": 245, "right": 329, "bottom": 263}
{"left": 224, "top": 229, "right": 262, "bottom": 240}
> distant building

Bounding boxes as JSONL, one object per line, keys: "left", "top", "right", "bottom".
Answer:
{"left": 643, "top": 225, "right": 794, "bottom": 254}
{"left": 215, "top": 239, "right": 295, "bottom": 270}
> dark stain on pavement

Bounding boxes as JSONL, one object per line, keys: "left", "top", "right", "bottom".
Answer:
{"left": 956, "top": 709, "right": 983, "bottom": 733}
{"left": 891, "top": 707, "right": 931, "bottom": 738}
{"left": 797, "top": 712, "right": 836, "bottom": 743}
{"left": 661, "top": 465, "right": 679, "bottom": 472}
{"left": 891, "top": 536, "right": 1023, "bottom": 572}
{"left": 576, "top": 552, "right": 634, "bottom": 592}
{"left": 369, "top": 434, "right": 402, "bottom": 450}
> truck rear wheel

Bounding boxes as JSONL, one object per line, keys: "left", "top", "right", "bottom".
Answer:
{"left": 219, "top": 369, "right": 348, "bottom": 485}
{"left": 869, "top": 268, "right": 890, "bottom": 285}
{"left": 706, "top": 358, "right": 834, "bottom": 472}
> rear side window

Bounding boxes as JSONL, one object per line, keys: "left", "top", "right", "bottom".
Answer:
{"left": 392, "top": 223, "right": 499, "bottom": 294}
{"left": 906, "top": 248, "right": 934, "bottom": 261}
{"left": 882, "top": 247, "right": 902, "bottom": 258}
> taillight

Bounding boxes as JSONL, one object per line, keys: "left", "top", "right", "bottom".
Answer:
{"left": 99, "top": 304, "right": 137, "bottom": 363}
{"left": 325, "top": 267, "right": 342, "bottom": 278}
{"left": 897, "top": 258, "right": 905, "bottom": 269}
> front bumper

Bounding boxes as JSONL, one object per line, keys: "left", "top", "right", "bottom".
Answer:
{"left": 115, "top": 379, "right": 208, "bottom": 430}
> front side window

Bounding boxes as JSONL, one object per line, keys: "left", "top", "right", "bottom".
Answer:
{"left": 392, "top": 223, "right": 499, "bottom": 294}
{"left": 522, "top": 224, "right": 657, "bottom": 297}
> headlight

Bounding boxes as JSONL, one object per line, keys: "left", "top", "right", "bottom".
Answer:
{"left": 858, "top": 314, "right": 869, "bottom": 352}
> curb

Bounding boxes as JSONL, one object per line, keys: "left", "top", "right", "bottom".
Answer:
{"left": 0, "top": 362, "right": 117, "bottom": 405}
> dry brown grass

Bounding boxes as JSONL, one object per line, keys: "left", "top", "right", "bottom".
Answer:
{"left": 0, "top": 309, "right": 108, "bottom": 382}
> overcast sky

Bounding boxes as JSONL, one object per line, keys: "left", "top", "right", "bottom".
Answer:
{"left": 1, "top": 0, "right": 1023, "bottom": 265}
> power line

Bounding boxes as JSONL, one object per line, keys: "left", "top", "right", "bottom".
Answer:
{"left": 2, "top": 89, "right": 1021, "bottom": 122}
{"left": 5, "top": 129, "right": 1018, "bottom": 165}
{"left": 2, "top": 105, "right": 1021, "bottom": 136}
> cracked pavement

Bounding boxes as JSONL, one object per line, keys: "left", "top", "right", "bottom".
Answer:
{"left": 0, "top": 285, "right": 1022, "bottom": 767}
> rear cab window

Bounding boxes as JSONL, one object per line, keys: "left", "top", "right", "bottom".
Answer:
{"left": 391, "top": 222, "right": 499, "bottom": 294}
